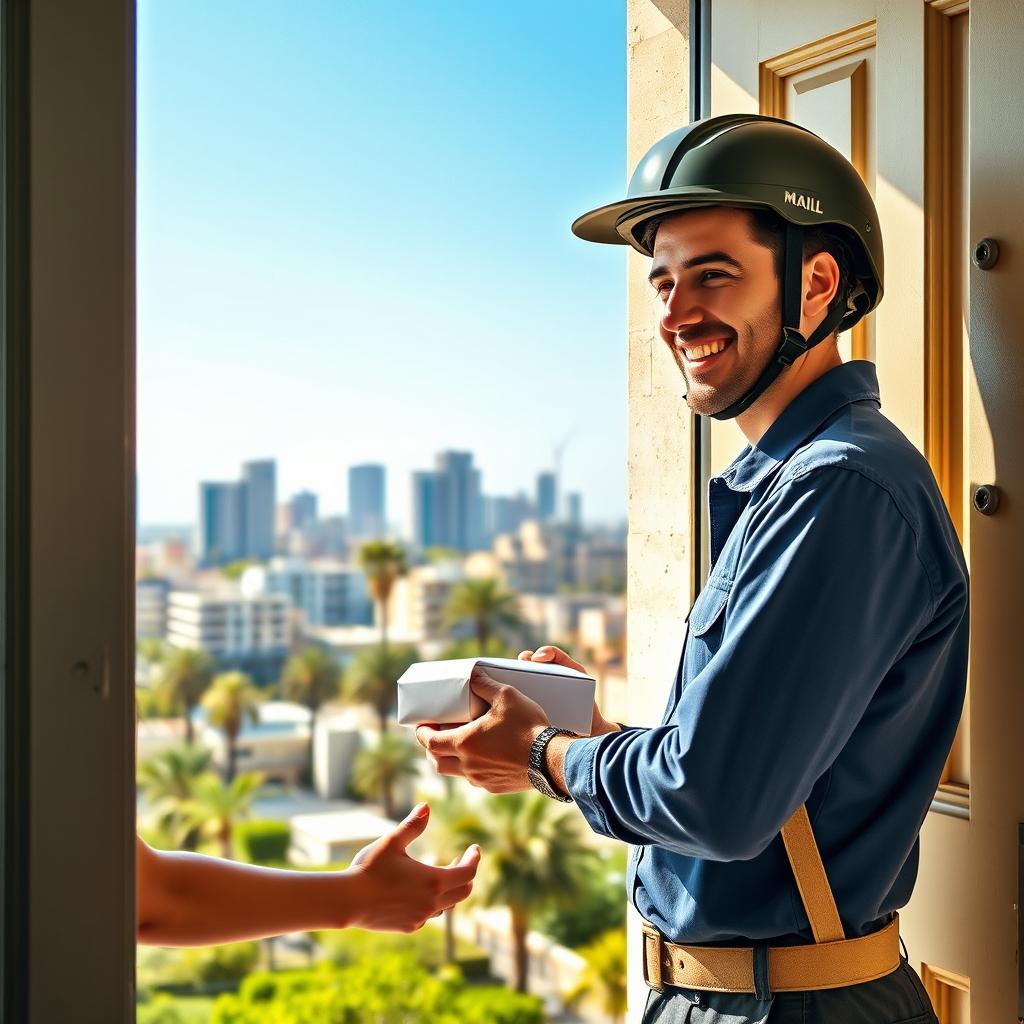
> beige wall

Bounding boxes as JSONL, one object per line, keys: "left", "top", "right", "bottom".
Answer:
{"left": 625, "top": 3, "right": 692, "bottom": 1019}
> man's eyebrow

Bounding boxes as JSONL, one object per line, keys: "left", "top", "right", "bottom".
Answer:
{"left": 648, "top": 251, "right": 744, "bottom": 283}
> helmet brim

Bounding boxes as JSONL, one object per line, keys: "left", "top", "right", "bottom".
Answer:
{"left": 571, "top": 187, "right": 805, "bottom": 256}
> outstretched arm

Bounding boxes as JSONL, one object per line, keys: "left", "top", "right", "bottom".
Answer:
{"left": 137, "top": 803, "right": 480, "bottom": 946}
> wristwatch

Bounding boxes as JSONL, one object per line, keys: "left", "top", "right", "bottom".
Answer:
{"left": 528, "top": 726, "right": 578, "bottom": 802}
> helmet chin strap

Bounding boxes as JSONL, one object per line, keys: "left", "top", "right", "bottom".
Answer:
{"left": 704, "top": 222, "right": 847, "bottom": 423}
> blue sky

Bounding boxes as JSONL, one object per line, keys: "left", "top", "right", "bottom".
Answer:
{"left": 137, "top": 1, "right": 628, "bottom": 531}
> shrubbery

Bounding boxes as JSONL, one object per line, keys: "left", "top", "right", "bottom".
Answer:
{"left": 233, "top": 820, "right": 291, "bottom": 865}
{"left": 210, "top": 955, "right": 544, "bottom": 1024}
{"left": 316, "top": 926, "right": 490, "bottom": 978}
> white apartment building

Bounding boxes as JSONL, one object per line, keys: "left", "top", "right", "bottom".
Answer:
{"left": 165, "top": 588, "right": 291, "bottom": 684}
{"left": 240, "top": 557, "right": 373, "bottom": 628}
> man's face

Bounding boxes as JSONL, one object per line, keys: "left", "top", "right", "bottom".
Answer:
{"left": 649, "top": 207, "right": 781, "bottom": 417}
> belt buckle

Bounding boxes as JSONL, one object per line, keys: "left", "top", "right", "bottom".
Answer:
{"left": 642, "top": 922, "right": 665, "bottom": 993}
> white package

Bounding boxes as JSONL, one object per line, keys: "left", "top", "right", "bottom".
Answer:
{"left": 397, "top": 656, "right": 595, "bottom": 736}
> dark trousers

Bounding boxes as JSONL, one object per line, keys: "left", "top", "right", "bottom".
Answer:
{"left": 641, "top": 958, "right": 938, "bottom": 1024}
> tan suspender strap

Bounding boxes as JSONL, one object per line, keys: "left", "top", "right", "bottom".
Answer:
{"left": 779, "top": 803, "right": 845, "bottom": 943}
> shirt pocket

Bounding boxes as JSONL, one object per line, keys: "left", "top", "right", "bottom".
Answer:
{"left": 686, "top": 574, "right": 732, "bottom": 637}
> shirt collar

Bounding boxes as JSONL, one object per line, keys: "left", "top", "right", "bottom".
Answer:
{"left": 716, "top": 360, "right": 881, "bottom": 493}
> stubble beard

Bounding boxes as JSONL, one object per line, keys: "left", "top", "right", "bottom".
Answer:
{"left": 679, "top": 299, "right": 782, "bottom": 418}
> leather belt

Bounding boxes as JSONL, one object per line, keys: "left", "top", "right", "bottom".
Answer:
{"left": 642, "top": 804, "right": 903, "bottom": 996}
{"left": 642, "top": 914, "right": 901, "bottom": 995}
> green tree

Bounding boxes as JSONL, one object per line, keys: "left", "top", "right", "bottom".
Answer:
{"left": 154, "top": 646, "right": 216, "bottom": 745}
{"left": 137, "top": 745, "right": 213, "bottom": 851}
{"left": 343, "top": 643, "right": 419, "bottom": 734}
{"left": 566, "top": 928, "right": 628, "bottom": 1024}
{"left": 280, "top": 646, "right": 342, "bottom": 781}
{"left": 439, "top": 636, "right": 518, "bottom": 661}
{"left": 201, "top": 671, "right": 261, "bottom": 781}
{"left": 357, "top": 540, "right": 407, "bottom": 648}
{"left": 460, "top": 792, "right": 596, "bottom": 993}
{"left": 183, "top": 771, "right": 263, "bottom": 860}
{"left": 442, "top": 577, "right": 522, "bottom": 650}
{"left": 421, "top": 787, "right": 482, "bottom": 963}
{"left": 352, "top": 733, "right": 421, "bottom": 819}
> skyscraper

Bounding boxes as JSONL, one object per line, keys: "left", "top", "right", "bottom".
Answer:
{"left": 412, "top": 470, "right": 436, "bottom": 550}
{"left": 537, "top": 471, "right": 557, "bottom": 522}
{"left": 567, "top": 491, "right": 583, "bottom": 529}
{"left": 434, "top": 450, "right": 482, "bottom": 551}
{"left": 349, "top": 463, "right": 387, "bottom": 539}
{"left": 243, "top": 459, "right": 277, "bottom": 559}
{"left": 290, "top": 490, "right": 319, "bottom": 530}
{"left": 198, "top": 481, "right": 246, "bottom": 566}
{"left": 411, "top": 451, "right": 483, "bottom": 552}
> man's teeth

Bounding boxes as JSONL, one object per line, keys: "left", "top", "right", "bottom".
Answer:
{"left": 684, "top": 338, "right": 730, "bottom": 361}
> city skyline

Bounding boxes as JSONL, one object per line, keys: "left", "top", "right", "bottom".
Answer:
{"left": 136, "top": 2, "right": 628, "bottom": 531}
{"left": 154, "top": 448, "right": 609, "bottom": 543}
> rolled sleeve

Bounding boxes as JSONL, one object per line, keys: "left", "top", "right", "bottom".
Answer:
{"left": 563, "top": 466, "right": 934, "bottom": 861}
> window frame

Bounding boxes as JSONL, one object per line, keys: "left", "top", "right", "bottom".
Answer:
{"left": 4, "top": 1, "right": 137, "bottom": 1018}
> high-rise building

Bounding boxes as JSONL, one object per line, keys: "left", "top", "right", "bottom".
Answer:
{"left": 435, "top": 451, "right": 483, "bottom": 551}
{"left": 567, "top": 491, "right": 583, "bottom": 529}
{"left": 349, "top": 464, "right": 387, "bottom": 539}
{"left": 290, "top": 490, "right": 319, "bottom": 531}
{"left": 411, "top": 452, "right": 483, "bottom": 552}
{"left": 243, "top": 459, "right": 277, "bottom": 559}
{"left": 537, "top": 471, "right": 557, "bottom": 522}
{"left": 198, "top": 481, "right": 246, "bottom": 566}
{"left": 412, "top": 471, "right": 436, "bottom": 550}
{"left": 484, "top": 493, "right": 533, "bottom": 540}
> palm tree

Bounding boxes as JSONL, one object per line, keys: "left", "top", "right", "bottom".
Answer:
{"left": 357, "top": 540, "right": 407, "bottom": 649}
{"left": 460, "top": 792, "right": 596, "bottom": 993}
{"left": 442, "top": 577, "right": 522, "bottom": 651}
{"left": 281, "top": 646, "right": 342, "bottom": 781}
{"left": 351, "top": 734, "right": 421, "bottom": 820}
{"left": 422, "top": 786, "right": 482, "bottom": 963}
{"left": 343, "top": 643, "right": 419, "bottom": 734}
{"left": 137, "top": 745, "right": 213, "bottom": 851}
{"left": 183, "top": 771, "right": 263, "bottom": 860}
{"left": 201, "top": 671, "right": 261, "bottom": 782}
{"left": 439, "top": 636, "right": 518, "bottom": 661}
{"left": 566, "top": 928, "right": 628, "bottom": 1024}
{"left": 153, "top": 646, "right": 216, "bottom": 745}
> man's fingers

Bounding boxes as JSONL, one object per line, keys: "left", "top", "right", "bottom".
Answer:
{"left": 417, "top": 723, "right": 470, "bottom": 754}
{"left": 531, "top": 645, "right": 587, "bottom": 674}
{"left": 518, "top": 649, "right": 534, "bottom": 661}
{"left": 385, "top": 802, "right": 430, "bottom": 851}
{"left": 428, "top": 754, "right": 464, "bottom": 777}
{"left": 468, "top": 673, "right": 506, "bottom": 704}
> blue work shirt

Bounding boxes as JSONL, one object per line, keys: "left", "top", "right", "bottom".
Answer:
{"left": 564, "top": 360, "right": 969, "bottom": 954}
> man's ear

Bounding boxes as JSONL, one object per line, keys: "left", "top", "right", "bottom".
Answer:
{"left": 803, "top": 250, "right": 840, "bottom": 320}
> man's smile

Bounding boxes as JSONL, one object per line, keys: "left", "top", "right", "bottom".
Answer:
{"left": 676, "top": 335, "right": 735, "bottom": 368}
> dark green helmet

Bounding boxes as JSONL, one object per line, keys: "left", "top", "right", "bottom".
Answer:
{"left": 572, "top": 114, "right": 884, "bottom": 419}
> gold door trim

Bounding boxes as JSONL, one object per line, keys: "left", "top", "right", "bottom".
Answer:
{"left": 921, "top": 963, "right": 970, "bottom": 1024}
{"left": 759, "top": 21, "right": 876, "bottom": 362}
{"left": 924, "top": 2, "right": 968, "bottom": 542}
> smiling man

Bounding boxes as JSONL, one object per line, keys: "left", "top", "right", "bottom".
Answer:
{"left": 415, "top": 115, "right": 968, "bottom": 1024}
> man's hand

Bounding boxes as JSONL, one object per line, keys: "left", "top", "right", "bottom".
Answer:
{"left": 345, "top": 803, "right": 480, "bottom": 933}
{"left": 415, "top": 671, "right": 550, "bottom": 793}
{"left": 518, "top": 645, "right": 620, "bottom": 737}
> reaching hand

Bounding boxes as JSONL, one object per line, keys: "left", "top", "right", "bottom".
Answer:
{"left": 518, "top": 645, "right": 619, "bottom": 736}
{"left": 345, "top": 803, "right": 480, "bottom": 933}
